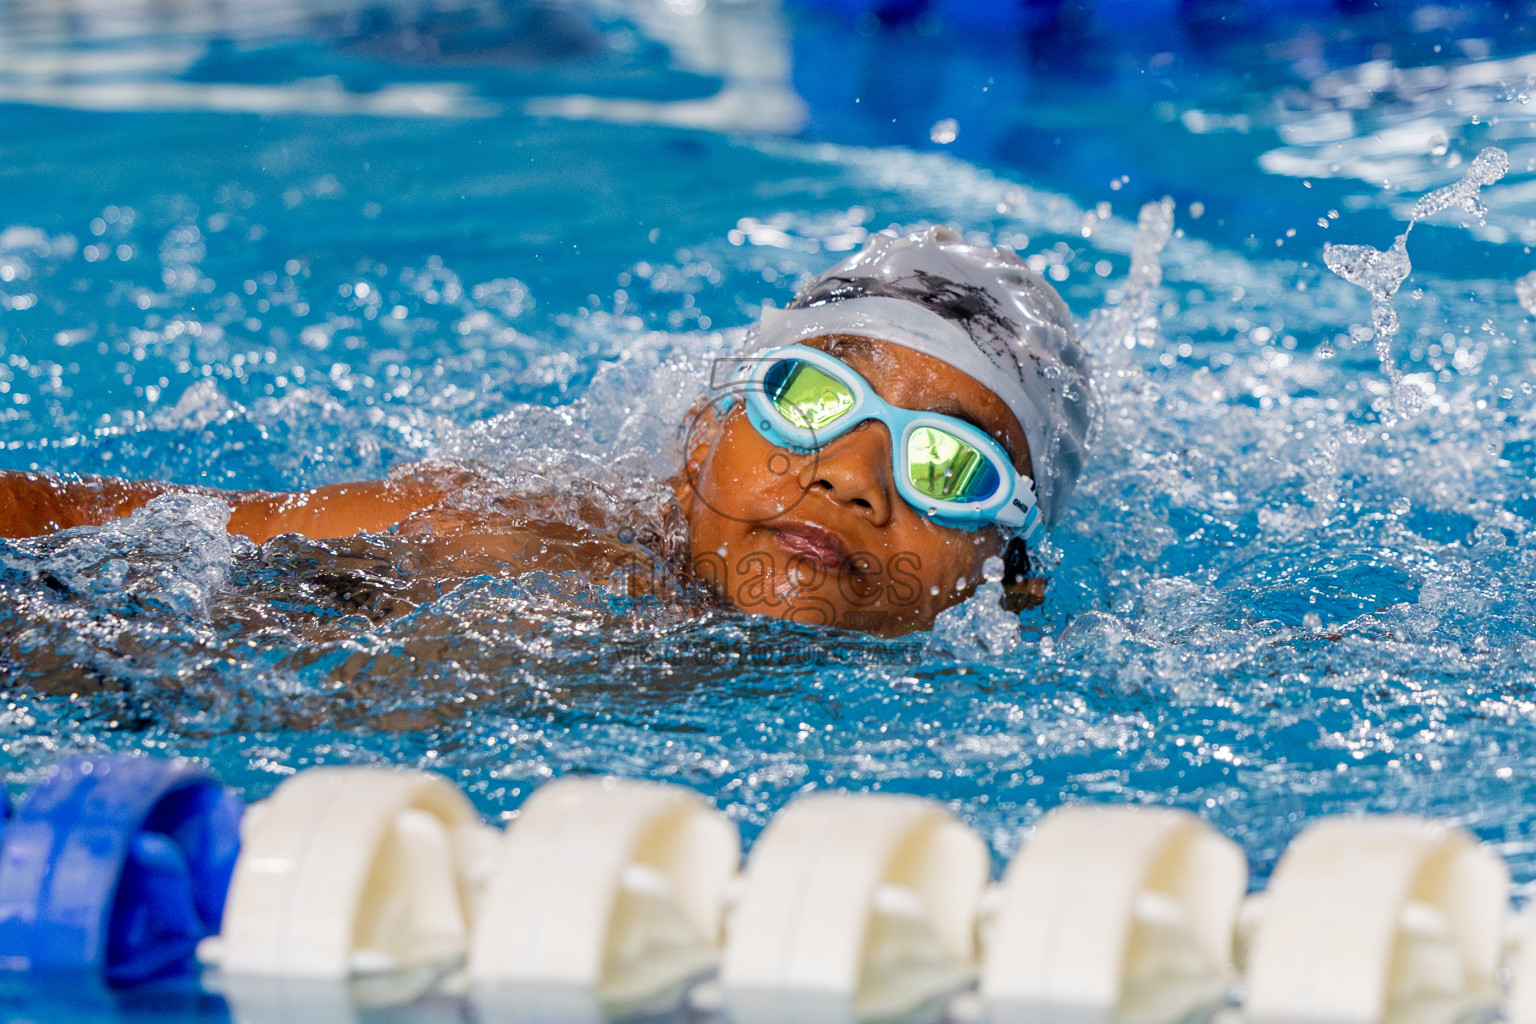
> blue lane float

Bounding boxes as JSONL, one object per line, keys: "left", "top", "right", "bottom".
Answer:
{"left": 0, "top": 755, "right": 243, "bottom": 986}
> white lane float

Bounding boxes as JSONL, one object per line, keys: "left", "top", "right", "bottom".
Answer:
{"left": 203, "top": 766, "right": 497, "bottom": 979}
{"left": 720, "top": 791, "right": 990, "bottom": 1023}
{"left": 1242, "top": 815, "right": 1508, "bottom": 1024}
{"left": 468, "top": 775, "right": 739, "bottom": 1014}
{"left": 1506, "top": 906, "right": 1536, "bottom": 1024}
{"left": 981, "top": 804, "right": 1246, "bottom": 1024}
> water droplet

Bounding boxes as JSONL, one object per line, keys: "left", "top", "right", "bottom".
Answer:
{"left": 1516, "top": 270, "right": 1536, "bottom": 316}
{"left": 929, "top": 118, "right": 959, "bottom": 145}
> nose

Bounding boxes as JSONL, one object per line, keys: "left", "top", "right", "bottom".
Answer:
{"left": 797, "top": 419, "right": 893, "bottom": 526}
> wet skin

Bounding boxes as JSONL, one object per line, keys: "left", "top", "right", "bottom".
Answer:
{"left": 674, "top": 334, "right": 1032, "bottom": 636}
{"left": 0, "top": 335, "right": 1036, "bottom": 636}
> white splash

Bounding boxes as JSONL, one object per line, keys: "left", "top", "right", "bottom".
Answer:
{"left": 1408, "top": 147, "right": 1511, "bottom": 221}
{"left": 925, "top": 555, "right": 1020, "bottom": 660}
{"left": 1323, "top": 146, "right": 1509, "bottom": 417}
{"left": 1322, "top": 232, "right": 1417, "bottom": 415}
{"left": 0, "top": 494, "right": 236, "bottom": 618}
{"left": 1079, "top": 196, "right": 1177, "bottom": 358}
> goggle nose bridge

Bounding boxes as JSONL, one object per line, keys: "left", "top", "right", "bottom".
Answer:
{"left": 762, "top": 357, "right": 999, "bottom": 501}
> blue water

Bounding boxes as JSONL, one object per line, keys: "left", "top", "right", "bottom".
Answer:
{"left": 2, "top": 0, "right": 1536, "bottom": 1018}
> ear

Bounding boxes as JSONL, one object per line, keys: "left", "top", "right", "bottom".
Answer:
{"left": 681, "top": 411, "right": 709, "bottom": 478}
{"left": 675, "top": 400, "right": 725, "bottom": 515}
{"left": 681, "top": 400, "right": 727, "bottom": 477}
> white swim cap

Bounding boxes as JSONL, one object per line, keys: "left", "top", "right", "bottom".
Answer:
{"left": 750, "top": 225, "right": 1091, "bottom": 532}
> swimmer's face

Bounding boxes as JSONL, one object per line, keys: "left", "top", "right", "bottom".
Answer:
{"left": 676, "top": 335, "right": 1033, "bottom": 636}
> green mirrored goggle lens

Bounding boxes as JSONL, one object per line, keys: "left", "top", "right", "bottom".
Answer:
{"left": 906, "top": 426, "right": 1003, "bottom": 503}
{"left": 764, "top": 359, "right": 856, "bottom": 431}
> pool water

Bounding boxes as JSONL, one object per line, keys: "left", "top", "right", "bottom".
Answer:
{"left": 2, "top": 0, "right": 1536, "bottom": 1017}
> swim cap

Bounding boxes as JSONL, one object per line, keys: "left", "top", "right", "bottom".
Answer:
{"left": 749, "top": 225, "right": 1091, "bottom": 532}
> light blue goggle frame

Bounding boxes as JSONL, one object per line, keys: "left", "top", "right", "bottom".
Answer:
{"left": 720, "top": 345, "right": 1041, "bottom": 538}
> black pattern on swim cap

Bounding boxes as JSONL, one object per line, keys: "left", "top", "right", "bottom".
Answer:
{"left": 791, "top": 270, "right": 1034, "bottom": 392}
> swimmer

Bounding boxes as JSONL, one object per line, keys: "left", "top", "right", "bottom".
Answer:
{"left": 0, "top": 227, "right": 1091, "bottom": 636}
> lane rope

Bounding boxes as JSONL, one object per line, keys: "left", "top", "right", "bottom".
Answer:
{"left": 0, "top": 753, "right": 1524, "bottom": 1024}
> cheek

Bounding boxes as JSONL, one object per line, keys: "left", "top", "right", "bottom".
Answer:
{"left": 935, "top": 534, "right": 988, "bottom": 588}
{"left": 683, "top": 424, "right": 788, "bottom": 560}
{"left": 691, "top": 419, "right": 801, "bottom": 513}
{"left": 693, "top": 420, "right": 758, "bottom": 493}
{"left": 884, "top": 528, "right": 1000, "bottom": 611}
{"left": 900, "top": 525, "right": 989, "bottom": 573}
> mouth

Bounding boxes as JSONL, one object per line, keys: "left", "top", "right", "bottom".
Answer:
{"left": 769, "top": 522, "right": 852, "bottom": 572}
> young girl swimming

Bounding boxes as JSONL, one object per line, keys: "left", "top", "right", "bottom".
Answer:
{"left": 0, "top": 226, "right": 1092, "bottom": 636}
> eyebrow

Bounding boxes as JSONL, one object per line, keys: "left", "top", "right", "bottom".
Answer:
{"left": 925, "top": 398, "right": 994, "bottom": 436}
{"left": 924, "top": 398, "right": 1019, "bottom": 459}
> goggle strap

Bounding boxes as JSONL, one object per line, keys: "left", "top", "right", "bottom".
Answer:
{"left": 996, "top": 476, "right": 1042, "bottom": 541}
{"left": 1018, "top": 504, "right": 1042, "bottom": 542}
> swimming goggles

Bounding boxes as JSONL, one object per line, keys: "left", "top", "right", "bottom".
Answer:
{"left": 720, "top": 344, "right": 1041, "bottom": 538}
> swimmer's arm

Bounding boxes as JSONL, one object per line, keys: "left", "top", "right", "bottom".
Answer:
{"left": 0, "top": 471, "right": 163, "bottom": 538}
{"left": 225, "top": 479, "right": 447, "bottom": 542}
{"left": 0, "top": 470, "right": 445, "bottom": 543}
